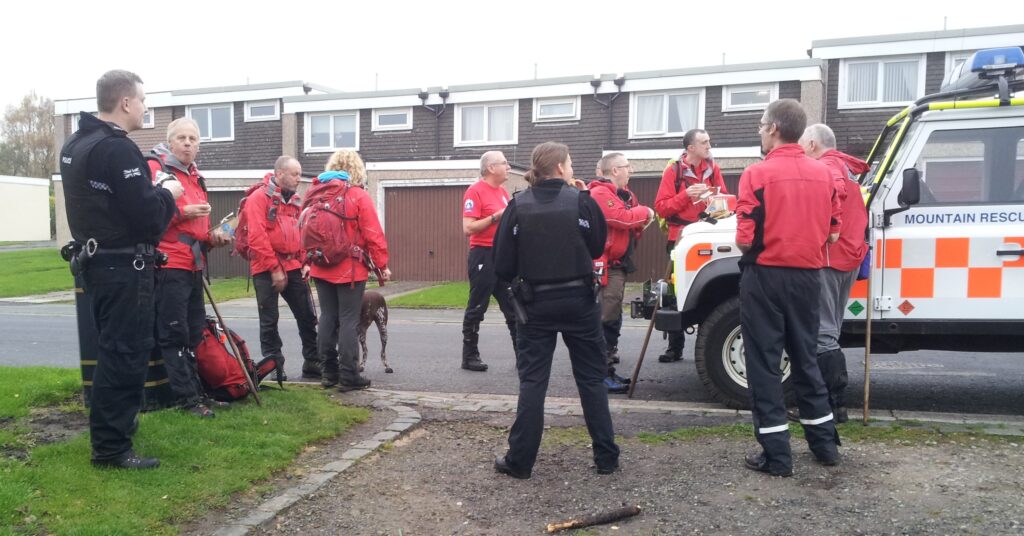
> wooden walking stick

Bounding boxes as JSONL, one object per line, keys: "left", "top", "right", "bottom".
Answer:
{"left": 862, "top": 252, "right": 874, "bottom": 425}
{"left": 627, "top": 259, "right": 675, "bottom": 398}
{"left": 546, "top": 505, "right": 641, "bottom": 533}
{"left": 202, "top": 279, "right": 261, "bottom": 405}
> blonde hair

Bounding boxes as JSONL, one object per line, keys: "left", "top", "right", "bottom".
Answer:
{"left": 325, "top": 149, "right": 367, "bottom": 186}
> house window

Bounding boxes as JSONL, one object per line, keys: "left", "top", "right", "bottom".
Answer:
{"left": 187, "top": 104, "right": 234, "bottom": 141}
{"left": 244, "top": 100, "right": 280, "bottom": 122}
{"left": 533, "top": 97, "right": 580, "bottom": 122}
{"left": 630, "top": 90, "right": 702, "bottom": 138}
{"left": 71, "top": 114, "right": 81, "bottom": 133}
{"left": 839, "top": 55, "right": 925, "bottom": 109}
{"left": 722, "top": 84, "right": 777, "bottom": 112}
{"left": 372, "top": 108, "right": 412, "bottom": 131}
{"left": 305, "top": 112, "right": 359, "bottom": 152}
{"left": 142, "top": 109, "right": 154, "bottom": 129}
{"left": 945, "top": 51, "right": 975, "bottom": 82}
{"left": 456, "top": 102, "right": 517, "bottom": 146}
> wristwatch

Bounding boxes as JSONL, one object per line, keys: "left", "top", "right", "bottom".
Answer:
{"left": 490, "top": 214, "right": 497, "bottom": 224}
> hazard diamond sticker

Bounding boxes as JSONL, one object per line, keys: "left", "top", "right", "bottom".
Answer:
{"left": 898, "top": 300, "right": 915, "bottom": 316}
{"left": 847, "top": 301, "right": 864, "bottom": 316}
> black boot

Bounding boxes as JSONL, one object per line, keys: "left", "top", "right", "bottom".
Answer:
{"left": 337, "top": 374, "right": 371, "bottom": 392}
{"left": 658, "top": 330, "right": 685, "bottom": 362}
{"left": 461, "top": 323, "right": 488, "bottom": 371}
{"left": 321, "top": 357, "right": 339, "bottom": 388}
{"left": 301, "top": 359, "right": 322, "bottom": 379}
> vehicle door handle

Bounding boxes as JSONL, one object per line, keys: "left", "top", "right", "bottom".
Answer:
{"left": 996, "top": 248, "right": 1024, "bottom": 256}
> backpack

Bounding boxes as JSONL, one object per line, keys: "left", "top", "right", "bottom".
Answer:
{"left": 298, "top": 180, "right": 359, "bottom": 267}
{"left": 233, "top": 182, "right": 278, "bottom": 260}
{"left": 195, "top": 316, "right": 283, "bottom": 401}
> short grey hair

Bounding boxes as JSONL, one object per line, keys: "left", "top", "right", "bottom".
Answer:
{"left": 274, "top": 155, "right": 299, "bottom": 173}
{"left": 802, "top": 123, "right": 837, "bottom": 150}
{"left": 598, "top": 152, "right": 626, "bottom": 175}
{"left": 166, "top": 117, "right": 200, "bottom": 142}
{"left": 96, "top": 70, "right": 143, "bottom": 114}
{"left": 479, "top": 151, "right": 504, "bottom": 176}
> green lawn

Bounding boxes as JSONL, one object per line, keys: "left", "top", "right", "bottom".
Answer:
{"left": 0, "top": 249, "right": 72, "bottom": 298}
{"left": 206, "top": 277, "right": 258, "bottom": 303}
{"left": 388, "top": 281, "right": 474, "bottom": 309}
{"left": 0, "top": 367, "right": 368, "bottom": 535}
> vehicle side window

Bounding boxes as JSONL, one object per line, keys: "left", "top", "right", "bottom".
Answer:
{"left": 914, "top": 127, "right": 1024, "bottom": 205}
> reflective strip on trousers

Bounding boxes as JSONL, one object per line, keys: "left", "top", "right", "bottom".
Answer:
{"left": 800, "top": 413, "right": 835, "bottom": 426}
{"left": 759, "top": 423, "right": 789, "bottom": 434}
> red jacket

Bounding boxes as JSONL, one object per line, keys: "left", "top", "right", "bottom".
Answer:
{"left": 654, "top": 154, "right": 727, "bottom": 242}
{"left": 306, "top": 180, "right": 389, "bottom": 285}
{"left": 242, "top": 173, "right": 305, "bottom": 276}
{"left": 588, "top": 179, "right": 649, "bottom": 264}
{"left": 736, "top": 144, "right": 841, "bottom": 269}
{"left": 148, "top": 147, "right": 209, "bottom": 272}
{"left": 819, "top": 149, "right": 870, "bottom": 272}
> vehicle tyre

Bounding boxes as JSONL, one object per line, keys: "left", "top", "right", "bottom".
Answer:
{"left": 694, "top": 296, "right": 794, "bottom": 410}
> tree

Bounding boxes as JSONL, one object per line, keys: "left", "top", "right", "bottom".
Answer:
{"left": 0, "top": 92, "right": 55, "bottom": 179}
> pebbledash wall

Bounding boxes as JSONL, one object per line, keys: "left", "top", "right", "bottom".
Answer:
{"left": 0, "top": 176, "right": 50, "bottom": 241}
{"left": 51, "top": 24, "right": 1024, "bottom": 280}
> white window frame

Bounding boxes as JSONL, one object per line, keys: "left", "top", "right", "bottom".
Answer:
{"left": 628, "top": 89, "right": 705, "bottom": 139}
{"left": 838, "top": 54, "right": 927, "bottom": 110}
{"left": 721, "top": 83, "right": 778, "bottom": 112}
{"left": 303, "top": 111, "right": 360, "bottom": 153}
{"left": 71, "top": 114, "right": 81, "bottom": 133}
{"left": 944, "top": 50, "right": 975, "bottom": 81}
{"left": 244, "top": 100, "right": 280, "bottom": 122}
{"left": 454, "top": 101, "right": 519, "bottom": 147}
{"left": 142, "top": 109, "right": 155, "bottom": 129}
{"left": 186, "top": 103, "right": 235, "bottom": 142}
{"left": 371, "top": 107, "right": 413, "bottom": 132}
{"left": 532, "top": 96, "right": 581, "bottom": 122}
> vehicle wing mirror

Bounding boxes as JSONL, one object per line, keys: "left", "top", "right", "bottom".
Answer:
{"left": 899, "top": 168, "right": 921, "bottom": 206}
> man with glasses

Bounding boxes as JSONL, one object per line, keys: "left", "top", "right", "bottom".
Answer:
{"left": 589, "top": 153, "right": 655, "bottom": 393}
{"left": 736, "top": 99, "right": 841, "bottom": 477}
{"left": 653, "top": 128, "right": 728, "bottom": 363}
{"left": 460, "top": 151, "right": 518, "bottom": 372}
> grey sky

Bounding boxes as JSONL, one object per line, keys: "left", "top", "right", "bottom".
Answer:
{"left": 0, "top": 0, "right": 1018, "bottom": 110}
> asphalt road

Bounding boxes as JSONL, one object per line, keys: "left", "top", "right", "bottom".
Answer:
{"left": 1, "top": 300, "right": 1021, "bottom": 416}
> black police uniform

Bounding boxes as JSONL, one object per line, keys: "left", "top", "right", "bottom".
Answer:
{"left": 493, "top": 178, "right": 620, "bottom": 475}
{"left": 60, "top": 112, "right": 177, "bottom": 464}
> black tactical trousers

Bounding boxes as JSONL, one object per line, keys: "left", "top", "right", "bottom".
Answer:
{"left": 740, "top": 265, "right": 838, "bottom": 472}
{"left": 253, "top": 269, "right": 318, "bottom": 364}
{"left": 314, "top": 278, "right": 364, "bottom": 382}
{"left": 83, "top": 255, "right": 157, "bottom": 462}
{"left": 462, "top": 246, "right": 518, "bottom": 359}
{"left": 662, "top": 241, "right": 685, "bottom": 357}
{"left": 505, "top": 288, "right": 620, "bottom": 472}
{"left": 155, "top": 268, "right": 206, "bottom": 406}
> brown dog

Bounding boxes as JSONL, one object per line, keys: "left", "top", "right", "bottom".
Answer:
{"left": 358, "top": 290, "right": 391, "bottom": 373}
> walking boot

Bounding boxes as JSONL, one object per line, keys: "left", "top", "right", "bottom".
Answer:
{"left": 337, "top": 375, "right": 371, "bottom": 392}
{"left": 462, "top": 356, "right": 488, "bottom": 372}
{"left": 301, "top": 359, "right": 322, "bottom": 379}
{"left": 608, "top": 345, "right": 620, "bottom": 365}
{"left": 321, "top": 360, "right": 339, "bottom": 388}
{"left": 603, "top": 376, "right": 629, "bottom": 394}
{"left": 92, "top": 450, "right": 160, "bottom": 470}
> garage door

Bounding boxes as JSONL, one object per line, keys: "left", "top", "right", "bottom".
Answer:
{"left": 385, "top": 185, "right": 469, "bottom": 281}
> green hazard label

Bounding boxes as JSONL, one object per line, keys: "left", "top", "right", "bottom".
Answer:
{"left": 848, "top": 301, "right": 865, "bottom": 316}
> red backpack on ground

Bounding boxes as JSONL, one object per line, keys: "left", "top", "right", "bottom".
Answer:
{"left": 233, "top": 182, "right": 276, "bottom": 261}
{"left": 298, "top": 180, "right": 359, "bottom": 267}
{"left": 195, "top": 316, "right": 283, "bottom": 401}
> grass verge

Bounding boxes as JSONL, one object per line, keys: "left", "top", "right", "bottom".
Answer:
{"left": 0, "top": 249, "right": 71, "bottom": 298}
{"left": 388, "top": 282, "right": 474, "bottom": 309}
{"left": 206, "top": 277, "right": 258, "bottom": 303}
{"left": 0, "top": 366, "right": 368, "bottom": 535}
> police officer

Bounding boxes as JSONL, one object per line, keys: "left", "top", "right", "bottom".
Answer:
{"left": 492, "top": 142, "right": 620, "bottom": 479}
{"left": 60, "top": 70, "right": 182, "bottom": 469}
{"left": 736, "top": 99, "right": 841, "bottom": 477}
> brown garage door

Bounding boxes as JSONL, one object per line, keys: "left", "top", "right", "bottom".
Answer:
{"left": 385, "top": 185, "right": 469, "bottom": 281}
{"left": 206, "top": 190, "right": 250, "bottom": 279}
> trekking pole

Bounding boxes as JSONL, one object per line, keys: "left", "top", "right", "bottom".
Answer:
{"left": 627, "top": 259, "right": 675, "bottom": 398}
{"left": 862, "top": 255, "right": 874, "bottom": 425}
{"left": 202, "top": 278, "right": 262, "bottom": 406}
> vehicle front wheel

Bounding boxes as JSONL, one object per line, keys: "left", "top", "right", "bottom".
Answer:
{"left": 694, "top": 296, "right": 794, "bottom": 410}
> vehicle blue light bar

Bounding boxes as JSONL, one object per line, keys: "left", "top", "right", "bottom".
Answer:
{"left": 969, "top": 47, "right": 1024, "bottom": 73}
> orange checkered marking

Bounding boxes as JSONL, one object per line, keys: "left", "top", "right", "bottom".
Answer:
{"left": 884, "top": 239, "right": 902, "bottom": 269}
{"left": 1004, "top": 237, "right": 1024, "bottom": 268}
{"left": 900, "top": 268, "right": 934, "bottom": 298}
{"left": 935, "top": 237, "right": 969, "bottom": 268}
{"left": 685, "top": 243, "right": 713, "bottom": 272}
{"left": 968, "top": 267, "right": 1002, "bottom": 298}
{"left": 849, "top": 279, "right": 868, "bottom": 299}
